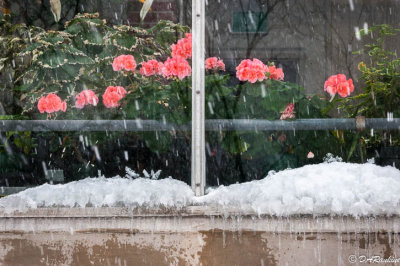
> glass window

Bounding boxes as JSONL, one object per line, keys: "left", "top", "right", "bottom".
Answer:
{"left": 0, "top": 0, "right": 192, "bottom": 190}
{"left": 1, "top": 0, "right": 400, "bottom": 195}
{"left": 205, "top": 0, "right": 400, "bottom": 186}
{"left": 232, "top": 11, "right": 268, "bottom": 33}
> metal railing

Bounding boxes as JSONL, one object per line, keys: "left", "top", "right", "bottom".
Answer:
{"left": 1, "top": 118, "right": 399, "bottom": 132}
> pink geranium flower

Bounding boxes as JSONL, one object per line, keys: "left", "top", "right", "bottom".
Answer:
{"left": 324, "top": 74, "right": 354, "bottom": 100}
{"left": 162, "top": 57, "right": 192, "bottom": 80}
{"left": 280, "top": 103, "right": 295, "bottom": 120}
{"left": 75, "top": 90, "right": 99, "bottom": 109}
{"left": 140, "top": 60, "right": 164, "bottom": 76}
{"left": 268, "top": 65, "right": 284, "bottom": 81}
{"left": 236, "top": 59, "right": 268, "bottom": 83}
{"left": 205, "top": 57, "right": 225, "bottom": 71}
{"left": 112, "top": 55, "right": 137, "bottom": 72}
{"left": 102, "top": 86, "right": 127, "bottom": 108}
{"left": 171, "top": 33, "right": 192, "bottom": 59}
{"left": 38, "top": 93, "right": 67, "bottom": 114}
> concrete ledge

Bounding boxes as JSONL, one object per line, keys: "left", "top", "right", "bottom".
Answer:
{"left": 1, "top": 207, "right": 399, "bottom": 265}
{"left": 0, "top": 207, "right": 399, "bottom": 233}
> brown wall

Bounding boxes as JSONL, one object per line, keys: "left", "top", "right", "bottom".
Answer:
{"left": 0, "top": 231, "right": 398, "bottom": 265}
{"left": 1, "top": 208, "right": 400, "bottom": 265}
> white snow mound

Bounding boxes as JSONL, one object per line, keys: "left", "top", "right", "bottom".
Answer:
{"left": 1, "top": 162, "right": 400, "bottom": 216}
{"left": 195, "top": 162, "right": 400, "bottom": 216}
{"left": 0, "top": 177, "right": 194, "bottom": 211}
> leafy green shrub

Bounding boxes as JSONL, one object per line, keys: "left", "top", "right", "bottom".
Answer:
{"left": 342, "top": 24, "right": 400, "bottom": 119}
{"left": 17, "top": 13, "right": 188, "bottom": 119}
{"left": 0, "top": 17, "right": 44, "bottom": 115}
{"left": 339, "top": 24, "right": 400, "bottom": 153}
{"left": 1, "top": 13, "right": 362, "bottom": 183}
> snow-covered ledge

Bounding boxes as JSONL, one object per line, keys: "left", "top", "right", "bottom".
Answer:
{"left": 0, "top": 206, "right": 400, "bottom": 234}
{"left": 1, "top": 162, "right": 400, "bottom": 265}
{"left": 0, "top": 162, "right": 400, "bottom": 233}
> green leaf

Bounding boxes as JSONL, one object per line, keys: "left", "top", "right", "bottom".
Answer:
{"left": 65, "top": 23, "right": 84, "bottom": 35}
{"left": 347, "top": 133, "right": 360, "bottom": 161}
{"left": 112, "top": 34, "right": 137, "bottom": 51}
{"left": 20, "top": 43, "right": 42, "bottom": 55}
{"left": 221, "top": 132, "right": 249, "bottom": 154}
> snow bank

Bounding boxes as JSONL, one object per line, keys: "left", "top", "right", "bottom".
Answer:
{"left": 195, "top": 162, "right": 400, "bottom": 216}
{"left": 0, "top": 177, "right": 194, "bottom": 211}
{"left": 1, "top": 162, "right": 400, "bottom": 216}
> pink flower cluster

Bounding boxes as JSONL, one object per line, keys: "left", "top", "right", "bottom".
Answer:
{"left": 102, "top": 86, "right": 127, "bottom": 108}
{"left": 236, "top": 59, "right": 284, "bottom": 83}
{"left": 324, "top": 74, "right": 354, "bottom": 98}
{"left": 158, "top": 33, "right": 193, "bottom": 80}
{"left": 205, "top": 57, "right": 225, "bottom": 71}
{"left": 75, "top": 90, "right": 99, "bottom": 109}
{"left": 171, "top": 33, "right": 192, "bottom": 59}
{"left": 37, "top": 87, "right": 128, "bottom": 112}
{"left": 111, "top": 33, "right": 195, "bottom": 80}
{"left": 140, "top": 60, "right": 164, "bottom": 76}
{"left": 162, "top": 56, "right": 192, "bottom": 80}
{"left": 112, "top": 55, "right": 137, "bottom": 72}
{"left": 38, "top": 93, "right": 67, "bottom": 114}
{"left": 236, "top": 59, "right": 268, "bottom": 83}
{"left": 280, "top": 103, "right": 295, "bottom": 120}
{"left": 268, "top": 66, "right": 284, "bottom": 81}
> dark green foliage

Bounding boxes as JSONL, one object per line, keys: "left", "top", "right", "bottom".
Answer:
{"left": 2, "top": 13, "right": 382, "bottom": 185}
{"left": 0, "top": 17, "right": 44, "bottom": 116}
{"left": 204, "top": 75, "right": 346, "bottom": 184}
{"left": 340, "top": 24, "right": 400, "bottom": 154}
{"left": 342, "top": 24, "right": 400, "bottom": 119}
{"left": 16, "top": 13, "right": 189, "bottom": 118}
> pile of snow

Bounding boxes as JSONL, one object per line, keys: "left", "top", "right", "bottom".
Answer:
{"left": 323, "top": 153, "right": 343, "bottom": 163}
{"left": 195, "top": 162, "right": 400, "bottom": 216}
{"left": 0, "top": 177, "right": 194, "bottom": 211}
{"left": 1, "top": 162, "right": 400, "bottom": 216}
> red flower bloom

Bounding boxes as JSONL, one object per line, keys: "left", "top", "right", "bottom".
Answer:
{"left": 102, "top": 86, "right": 127, "bottom": 108}
{"left": 75, "top": 90, "right": 99, "bottom": 109}
{"left": 280, "top": 103, "right": 295, "bottom": 120}
{"left": 211, "top": 148, "right": 216, "bottom": 157}
{"left": 171, "top": 33, "right": 192, "bottom": 59}
{"left": 278, "top": 133, "right": 287, "bottom": 143}
{"left": 205, "top": 57, "right": 225, "bottom": 71}
{"left": 324, "top": 74, "right": 354, "bottom": 99}
{"left": 37, "top": 93, "right": 67, "bottom": 114}
{"left": 236, "top": 59, "right": 268, "bottom": 83}
{"left": 112, "top": 55, "right": 137, "bottom": 72}
{"left": 162, "top": 57, "right": 192, "bottom": 80}
{"left": 268, "top": 65, "right": 284, "bottom": 81}
{"left": 139, "top": 60, "right": 164, "bottom": 76}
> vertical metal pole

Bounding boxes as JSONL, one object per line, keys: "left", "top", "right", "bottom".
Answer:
{"left": 191, "top": 0, "right": 205, "bottom": 196}
{"left": 178, "top": 0, "right": 184, "bottom": 26}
